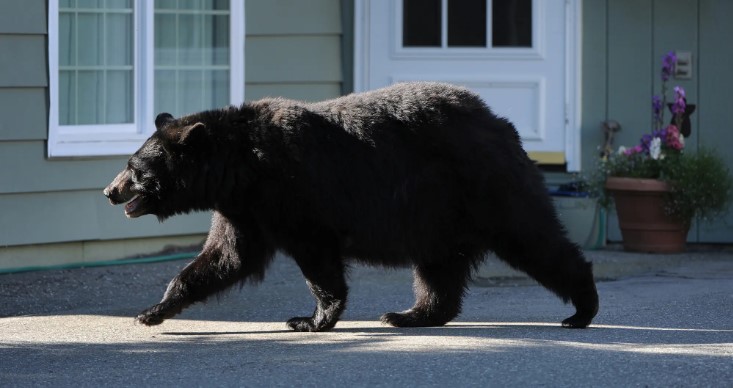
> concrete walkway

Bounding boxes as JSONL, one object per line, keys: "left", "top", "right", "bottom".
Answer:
{"left": 1, "top": 248, "right": 732, "bottom": 387}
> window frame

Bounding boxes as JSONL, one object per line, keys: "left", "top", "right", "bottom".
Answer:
{"left": 47, "top": 0, "right": 245, "bottom": 158}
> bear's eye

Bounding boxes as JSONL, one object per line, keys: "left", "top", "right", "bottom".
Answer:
{"left": 126, "top": 165, "right": 142, "bottom": 184}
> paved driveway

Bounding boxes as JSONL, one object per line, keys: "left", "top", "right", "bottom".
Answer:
{"left": 1, "top": 252, "right": 732, "bottom": 387}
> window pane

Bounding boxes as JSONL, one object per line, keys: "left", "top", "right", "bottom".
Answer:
{"left": 177, "top": 0, "right": 201, "bottom": 10}
{"left": 106, "top": 70, "right": 134, "bottom": 123}
{"left": 77, "top": 70, "right": 102, "bottom": 124}
{"left": 180, "top": 70, "right": 204, "bottom": 114}
{"left": 212, "top": 70, "right": 229, "bottom": 108}
{"left": 448, "top": 0, "right": 486, "bottom": 47}
{"left": 403, "top": 0, "right": 441, "bottom": 47}
{"left": 155, "top": 13, "right": 177, "bottom": 66}
{"left": 177, "top": 14, "right": 203, "bottom": 64}
{"left": 77, "top": 0, "right": 102, "bottom": 7}
{"left": 59, "top": 71, "right": 76, "bottom": 125}
{"left": 154, "top": 69, "right": 177, "bottom": 114}
{"left": 77, "top": 12, "right": 102, "bottom": 66}
{"left": 59, "top": 13, "right": 76, "bottom": 66}
{"left": 105, "top": 12, "right": 133, "bottom": 66}
{"left": 155, "top": 0, "right": 231, "bottom": 116}
{"left": 213, "top": 0, "right": 230, "bottom": 10}
{"left": 59, "top": 1, "right": 134, "bottom": 125}
{"left": 106, "top": 0, "right": 132, "bottom": 8}
{"left": 156, "top": 0, "right": 177, "bottom": 9}
{"left": 492, "top": 0, "right": 532, "bottom": 47}
{"left": 210, "top": 14, "right": 230, "bottom": 65}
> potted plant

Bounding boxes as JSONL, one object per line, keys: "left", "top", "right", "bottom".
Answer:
{"left": 595, "top": 51, "right": 732, "bottom": 253}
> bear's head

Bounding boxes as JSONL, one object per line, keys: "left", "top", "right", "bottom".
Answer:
{"left": 103, "top": 112, "right": 211, "bottom": 220}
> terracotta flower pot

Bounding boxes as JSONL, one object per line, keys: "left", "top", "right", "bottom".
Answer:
{"left": 605, "top": 177, "right": 690, "bottom": 253}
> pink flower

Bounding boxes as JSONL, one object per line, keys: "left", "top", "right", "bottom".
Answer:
{"left": 665, "top": 125, "right": 684, "bottom": 150}
{"left": 623, "top": 145, "right": 644, "bottom": 156}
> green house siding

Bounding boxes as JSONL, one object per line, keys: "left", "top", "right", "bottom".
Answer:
{"left": 0, "top": 0, "right": 347, "bottom": 269}
{"left": 1, "top": 0, "right": 731, "bottom": 271}
{"left": 244, "top": 0, "right": 344, "bottom": 101}
{"left": 581, "top": 0, "right": 733, "bottom": 243}
{"left": 0, "top": 89, "right": 48, "bottom": 141}
{"left": 0, "top": 2, "right": 211, "bottom": 250}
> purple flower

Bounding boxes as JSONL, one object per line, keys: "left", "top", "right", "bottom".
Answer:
{"left": 674, "top": 86, "right": 686, "bottom": 99}
{"left": 652, "top": 127, "right": 667, "bottom": 141}
{"left": 652, "top": 95, "right": 663, "bottom": 122}
{"left": 640, "top": 134, "right": 653, "bottom": 153}
{"left": 662, "top": 51, "right": 677, "bottom": 81}
{"left": 673, "top": 86, "right": 686, "bottom": 116}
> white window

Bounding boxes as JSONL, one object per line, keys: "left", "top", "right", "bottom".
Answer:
{"left": 48, "top": 0, "right": 245, "bottom": 158}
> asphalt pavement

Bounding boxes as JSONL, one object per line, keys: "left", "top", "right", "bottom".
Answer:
{"left": 1, "top": 249, "right": 731, "bottom": 387}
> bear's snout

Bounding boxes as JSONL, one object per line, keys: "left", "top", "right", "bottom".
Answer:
{"left": 104, "top": 169, "right": 135, "bottom": 205}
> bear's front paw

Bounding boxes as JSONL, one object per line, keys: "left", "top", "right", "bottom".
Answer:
{"left": 135, "top": 302, "right": 180, "bottom": 326}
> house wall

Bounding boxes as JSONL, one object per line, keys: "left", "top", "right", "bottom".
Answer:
{"left": 581, "top": 0, "right": 733, "bottom": 243}
{"left": 0, "top": 0, "right": 346, "bottom": 271}
{"left": 244, "top": 0, "right": 344, "bottom": 102}
{"left": 1, "top": 0, "right": 730, "bottom": 271}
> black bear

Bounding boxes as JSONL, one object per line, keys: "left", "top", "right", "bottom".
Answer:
{"left": 104, "top": 82, "right": 598, "bottom": 331}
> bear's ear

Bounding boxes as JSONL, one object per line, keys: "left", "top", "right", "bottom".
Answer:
{"left": 155, "top": 113, "right": 175, "bottom": 131}
{"left": 178, "top": 122, "right": 207, "bottom": 146}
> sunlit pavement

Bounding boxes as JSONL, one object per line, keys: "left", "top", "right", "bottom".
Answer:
{"left": 1, "top": 250, "right": 731, "bottom": 387}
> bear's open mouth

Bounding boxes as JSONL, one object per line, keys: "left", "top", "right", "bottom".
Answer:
{"left": 124, "top": 195, "right": 144, "bottom": 217}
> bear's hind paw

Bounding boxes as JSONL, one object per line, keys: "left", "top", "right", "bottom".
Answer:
{"left": 561, "top": 313, "right": 594, "bottom": 329}
{"left": 380, "top": 310, "right": 449, "bottom": 328}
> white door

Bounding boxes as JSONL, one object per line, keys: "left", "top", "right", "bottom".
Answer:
{"left": 355, "top": 0, "right": 581, "bottom": 171}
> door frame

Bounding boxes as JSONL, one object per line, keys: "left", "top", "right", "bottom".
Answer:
{"left": 353, "top": 0, "right": 583, "bottom": 171}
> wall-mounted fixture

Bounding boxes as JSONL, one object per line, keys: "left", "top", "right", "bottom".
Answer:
{"left": 675, "top": 51, "right": 692, "bottom": 79}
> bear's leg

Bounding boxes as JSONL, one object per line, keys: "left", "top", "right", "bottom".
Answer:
{"left": 136, "top": 212, "right": 273, "bottom": 326}
{"left": 381, "top": 261, "right": 471, "bottom": 327}
{"left": 494, "top": 234, "right": 599, "bottom": 328}
{"left": 287, "top": 248, "right": 348, "bottom": 332}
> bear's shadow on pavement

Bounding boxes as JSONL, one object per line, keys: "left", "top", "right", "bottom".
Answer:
{"left": 154, "top": 322, "right": 733, "bottom": 347}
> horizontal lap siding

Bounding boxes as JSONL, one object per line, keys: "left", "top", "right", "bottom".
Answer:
{"left": 0, "top": 0, "right": 46, "bottom": 35}
{"left": 0, "top": 89, "right": 48, "bottom": 141}
{"left": 0, "top": 1, "right": 212, "bottom": 248}
{"left": 0, "top": 190, "right": 212, "bottom": 246}
{"left": 0, "top": 0, "right": 48, "bottom": 143}
{"left": 1, "top": 0, "right": 347, "bottom": 249}
{"left": 244, "top": 0, "right": 343, "bottom": 101}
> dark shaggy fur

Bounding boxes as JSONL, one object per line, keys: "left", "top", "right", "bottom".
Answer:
{"left": 104, "top": 82, "right": 599, "bottom": 331}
